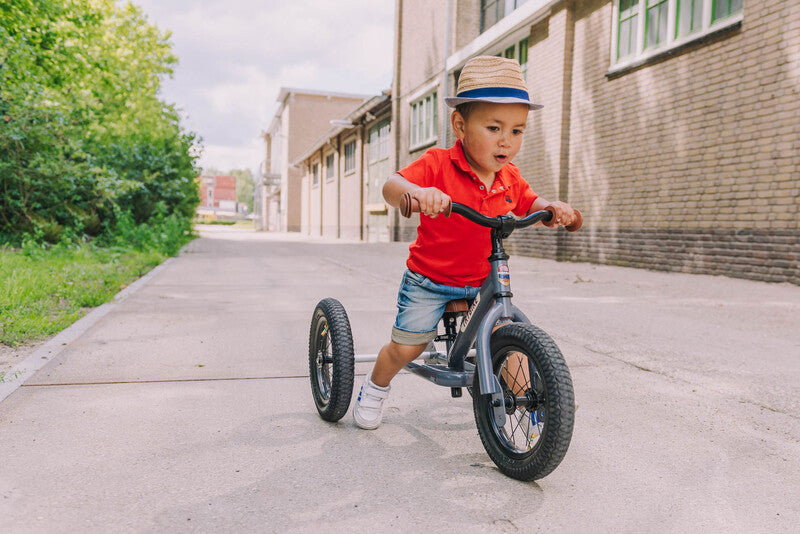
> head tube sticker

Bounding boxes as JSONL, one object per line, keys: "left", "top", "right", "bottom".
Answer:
{"left": 498, "top": 264, "right": 510, "bottom": 286}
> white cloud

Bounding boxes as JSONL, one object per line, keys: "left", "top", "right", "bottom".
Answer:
{"left": 129, "top": 0, "right": 394, "bottom": 174}
{"left": 199, "top": 137, "right": 265, "bottom": 174}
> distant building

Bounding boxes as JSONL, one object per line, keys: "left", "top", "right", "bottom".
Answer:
{"left": 199, "top": 175, "right": 237, "bottom": 211}
{"left": 293, "top": 91, "right": 393, "bottom": 241}
{"left": 257, "top": 88, "right": 370, "bottom": 232}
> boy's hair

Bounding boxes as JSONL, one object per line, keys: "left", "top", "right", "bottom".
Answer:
{"left": 454, "top": 102, "right": 477, "bottom": 120}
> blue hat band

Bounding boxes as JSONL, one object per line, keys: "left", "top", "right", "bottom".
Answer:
{"left": 455, "top": 87, "right": 530, "bottom": 100}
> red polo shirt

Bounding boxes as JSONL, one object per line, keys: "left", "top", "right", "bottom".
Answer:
{"left": 398, "top": 139, "right": 537, "bottom": 287}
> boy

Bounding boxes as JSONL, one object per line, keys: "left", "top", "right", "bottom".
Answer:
{"left": 353, "top": 56, "right": 579, "bottom": 430}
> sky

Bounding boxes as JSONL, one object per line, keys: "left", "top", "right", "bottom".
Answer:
{"left": 129, "top": 0, "right": 395, "bottom": 175}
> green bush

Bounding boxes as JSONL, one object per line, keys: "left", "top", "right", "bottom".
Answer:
{"left": 0, "top": 0, "right": 200, "bottom": 245}
{"left": 103, "top": 209, "right": 195, "bottom": 257}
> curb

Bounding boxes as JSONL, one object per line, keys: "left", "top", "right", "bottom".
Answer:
{"left": 0, "top": 257, "right": 175, "bottom": 404}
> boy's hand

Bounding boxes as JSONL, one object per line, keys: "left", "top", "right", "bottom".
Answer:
{"left": 542, "top": 201, "right": 578, "bottom": 228}
{"left": 410, "top": 187, "right": 451, "bottom": 218}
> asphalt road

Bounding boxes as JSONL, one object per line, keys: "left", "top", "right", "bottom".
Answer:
{"left": 1, "top": 225, "right": 798, "bottom": 533}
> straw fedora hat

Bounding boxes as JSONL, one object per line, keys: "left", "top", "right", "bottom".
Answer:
{"left": 444, "top": 55, "right": 542, "bottom": 110}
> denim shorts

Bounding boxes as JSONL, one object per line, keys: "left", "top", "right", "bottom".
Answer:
{"left": 391, "top": 269, "right": 480, "bottom": 345}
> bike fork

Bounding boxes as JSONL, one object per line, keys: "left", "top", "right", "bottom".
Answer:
{"left": 475, "top": 296, "right": 518, "bottom": 427}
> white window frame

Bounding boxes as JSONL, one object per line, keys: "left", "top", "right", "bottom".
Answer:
{"left": 481, "top": 0, "right": 530, "bottom": 34}
{"left": 311, "top": 162, "right": 320, "bottom": 188}
{"left": 609, "top": 0, "right": 743, "bottom": 74}
{"left": 409, "top": 90, "right": 438, "bottom": 152}
{"left": 343, "top": 139, "right": 356, "bottom": 175}
{"left": 369, "top": 120, "right": 391, "bottom": 163}
{"left": 325, "top": 153, "right": 335, "bottom": 183}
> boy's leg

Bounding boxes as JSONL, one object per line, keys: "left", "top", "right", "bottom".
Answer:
{"left": 370, "top": 341, "right": 428, "bottom": 387}
{"left": 352, "top": 341, "right": 427, "bottom": 430}
{"left": 354, "top": 269, "right": 476, "bottom": 429}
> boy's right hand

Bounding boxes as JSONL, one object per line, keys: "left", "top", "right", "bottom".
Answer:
{"left": 410, "top": 187, "right": 451, "bottom": 218}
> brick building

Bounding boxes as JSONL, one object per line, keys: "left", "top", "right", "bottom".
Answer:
{"left": 391, "top": 0, "right": 799, "bottom": 284}
{"left": 198, "top": 175, "right": 237, "bottom": 210}
{"left": 293, "top": 92, "right": 393, "bottom": 241}
{"left": 258, "top": 89, "right": 369, "bottom": 232}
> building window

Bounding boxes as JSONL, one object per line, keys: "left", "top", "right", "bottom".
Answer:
{"left": 712, "top": 0, "right": 742, "bottom": 22}
{"left": 612, "top": 0, "right": 743, "bottom": 68}
{"left": 677, "top": 0, "right": 704, "bottom": 37}
{"left": 480, "top": 0, "right": 528, "bottom": 33}
{"left": 518, "top": 37, "right": 529, "bottom": 79}
{"left": 344, "top": 140, "right": 356, "bottom": 175}
{"left": 645, "top": 0, "right": 669, "bottom": 49}
{"left": 369, "top": 120, "right": 390, "bottom": 163}
{"left": 410, "top": 91, "right": 437, "bottom": 150}
{"left": 501, "top": 37, "right": 529, "bottom": 80}
{"left": 312, "top": 163, "right": 320, "bottom": 188}
{"left": 325, "top": 154, "right": 335, "bottom": 182}
{"left": 617, "top": 0, "right": 638, "bottom": 59}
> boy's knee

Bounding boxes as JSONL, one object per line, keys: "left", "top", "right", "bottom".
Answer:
{"left": 385, "top": 341, "right": 427, "bottom": 364}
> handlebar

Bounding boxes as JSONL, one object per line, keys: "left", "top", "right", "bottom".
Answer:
{"left": 399, "top": 192, "right": 583, "bottom": 232}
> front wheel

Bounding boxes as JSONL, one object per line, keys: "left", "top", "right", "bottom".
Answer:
{"left": 473, "top": 323, "right": 575, "bottom": 481}
{"left": 309, "top": 298, "right": 355, "bottom": 421}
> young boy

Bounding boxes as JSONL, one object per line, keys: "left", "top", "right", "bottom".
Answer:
{"left": 353, "top": 55, "right": 579, "bottom": 430}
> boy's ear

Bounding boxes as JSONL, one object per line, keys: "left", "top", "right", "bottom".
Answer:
{"left": 451, "top": 110, "right": 466, "bottom": 139}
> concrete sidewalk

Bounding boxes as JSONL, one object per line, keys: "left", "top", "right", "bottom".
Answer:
{"left": 1, "top": 225, "right": 798, "bottom": 533}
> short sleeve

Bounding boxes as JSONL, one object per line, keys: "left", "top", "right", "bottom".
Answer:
{"left": 511, "top": 174, "right": 538, "bottom": 217}
{"left": 397, "top": 148, "right": 438, "bottom": 188}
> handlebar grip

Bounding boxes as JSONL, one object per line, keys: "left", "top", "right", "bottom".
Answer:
{"left": 565, "top": 209, "right": 582, "bottom": 232}
{"left": 399, "top": 192, "right": 452, "bottom": 218}
{"left": 543, "top": 206, "right": 583, "bottom": 232}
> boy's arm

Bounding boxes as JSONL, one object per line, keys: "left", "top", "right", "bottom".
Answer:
{"left": 526, "top": 197, "right": 578, "bottom": 228}
{"left": 383, "top": 173, "right": 450, "bottom": 218}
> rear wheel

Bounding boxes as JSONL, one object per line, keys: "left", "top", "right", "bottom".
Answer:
{"left": 473, "top": 323, "right": 574, "bottom": 481}
{"left": 309, "top": 298, "right": 355, "bottom": 422}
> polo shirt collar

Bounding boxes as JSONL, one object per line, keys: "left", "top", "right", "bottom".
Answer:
{"left": 449, "top": 139, "right": 473, "bottom": 174}
{"left": 449, "top": 139, "right": 513, "bottom": 192}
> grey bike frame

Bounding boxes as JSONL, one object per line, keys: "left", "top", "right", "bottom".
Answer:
{"left": 402, "top": 255, "right": 530, "bottom": 425}
{"left": 450, "top": 256, "right": 530, "bottom": 392}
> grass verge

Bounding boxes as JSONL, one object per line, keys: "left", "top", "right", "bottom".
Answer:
{"left": 0, "top": 245, "right": 167, "bottom": 347}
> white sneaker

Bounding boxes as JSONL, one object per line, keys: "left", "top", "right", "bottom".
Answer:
{"left": 353, "top": 375, "right": 390, "bottom": 430}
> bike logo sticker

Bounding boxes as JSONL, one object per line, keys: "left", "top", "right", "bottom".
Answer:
{"left": 460, "top": 293, "right": 481, "bottom": 333}
{"left": 498, "top": 265, "right": 510, "bottom": 286}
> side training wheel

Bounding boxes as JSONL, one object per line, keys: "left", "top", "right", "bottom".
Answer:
{"left": 308, "top": 298, "right": 355, "bottom": 421}
{"left": 473, "top": 323, "right": 575, "bottom": 481}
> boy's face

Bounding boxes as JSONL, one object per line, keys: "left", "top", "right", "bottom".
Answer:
{"left": 451, "top": 102, "right": 529, "bottom": 182}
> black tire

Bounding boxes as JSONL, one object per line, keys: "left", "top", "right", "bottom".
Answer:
{"left": 309, "top": 298, "right": 355, "bottom": 422}
{"left": 473, "top": 323, "right": 574, "bottom": 481}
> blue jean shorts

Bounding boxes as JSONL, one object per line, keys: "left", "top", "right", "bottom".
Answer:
{"left": 391, "top": 269, "right": 480, "bottom": 345}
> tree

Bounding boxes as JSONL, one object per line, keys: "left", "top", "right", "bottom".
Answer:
{"left": 0, "top": 0, "right": 200, "bottom": 242}
{"left": 230, "top": 169, "right": 255, "bottom": 212}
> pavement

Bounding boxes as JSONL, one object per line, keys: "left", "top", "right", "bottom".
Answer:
{"left": 1, "top": 224, "right": 799, "bottom": 533}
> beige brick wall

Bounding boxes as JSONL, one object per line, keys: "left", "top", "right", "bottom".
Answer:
{"left": 585, "top": 0, "right": 797, "bottom": 227}
{"left": 284, "top": 93, "right": 365, "bottom": 232}
{"left": 513, "top": 8, "right": 571, "bottom": 203}
{"left": 508, "top": 0, "right": 800, "bottom": 283}
{"left": 455, "top": 0, "right": 481, "bottom": 50}
{"left": 339, "top": 131, "right": 363, "bottom": 240}
{"left": 309, "top": 154, "right": 323, "bottom": 237}
{"left": 322, "top": 149, "right": 338, "bottom": 237}
{"left": 392, "top": 0, "right": 451, "bottom": 240}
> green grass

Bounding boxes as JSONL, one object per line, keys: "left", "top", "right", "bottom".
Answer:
{"left": 200, "top": 220, "right": 237, "bottom": 225}
{"left": 0, "top": 245, "right": 167, "bottom": 346}
{"left": 232, "top": 219, "right": 254, "bottom": 229}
